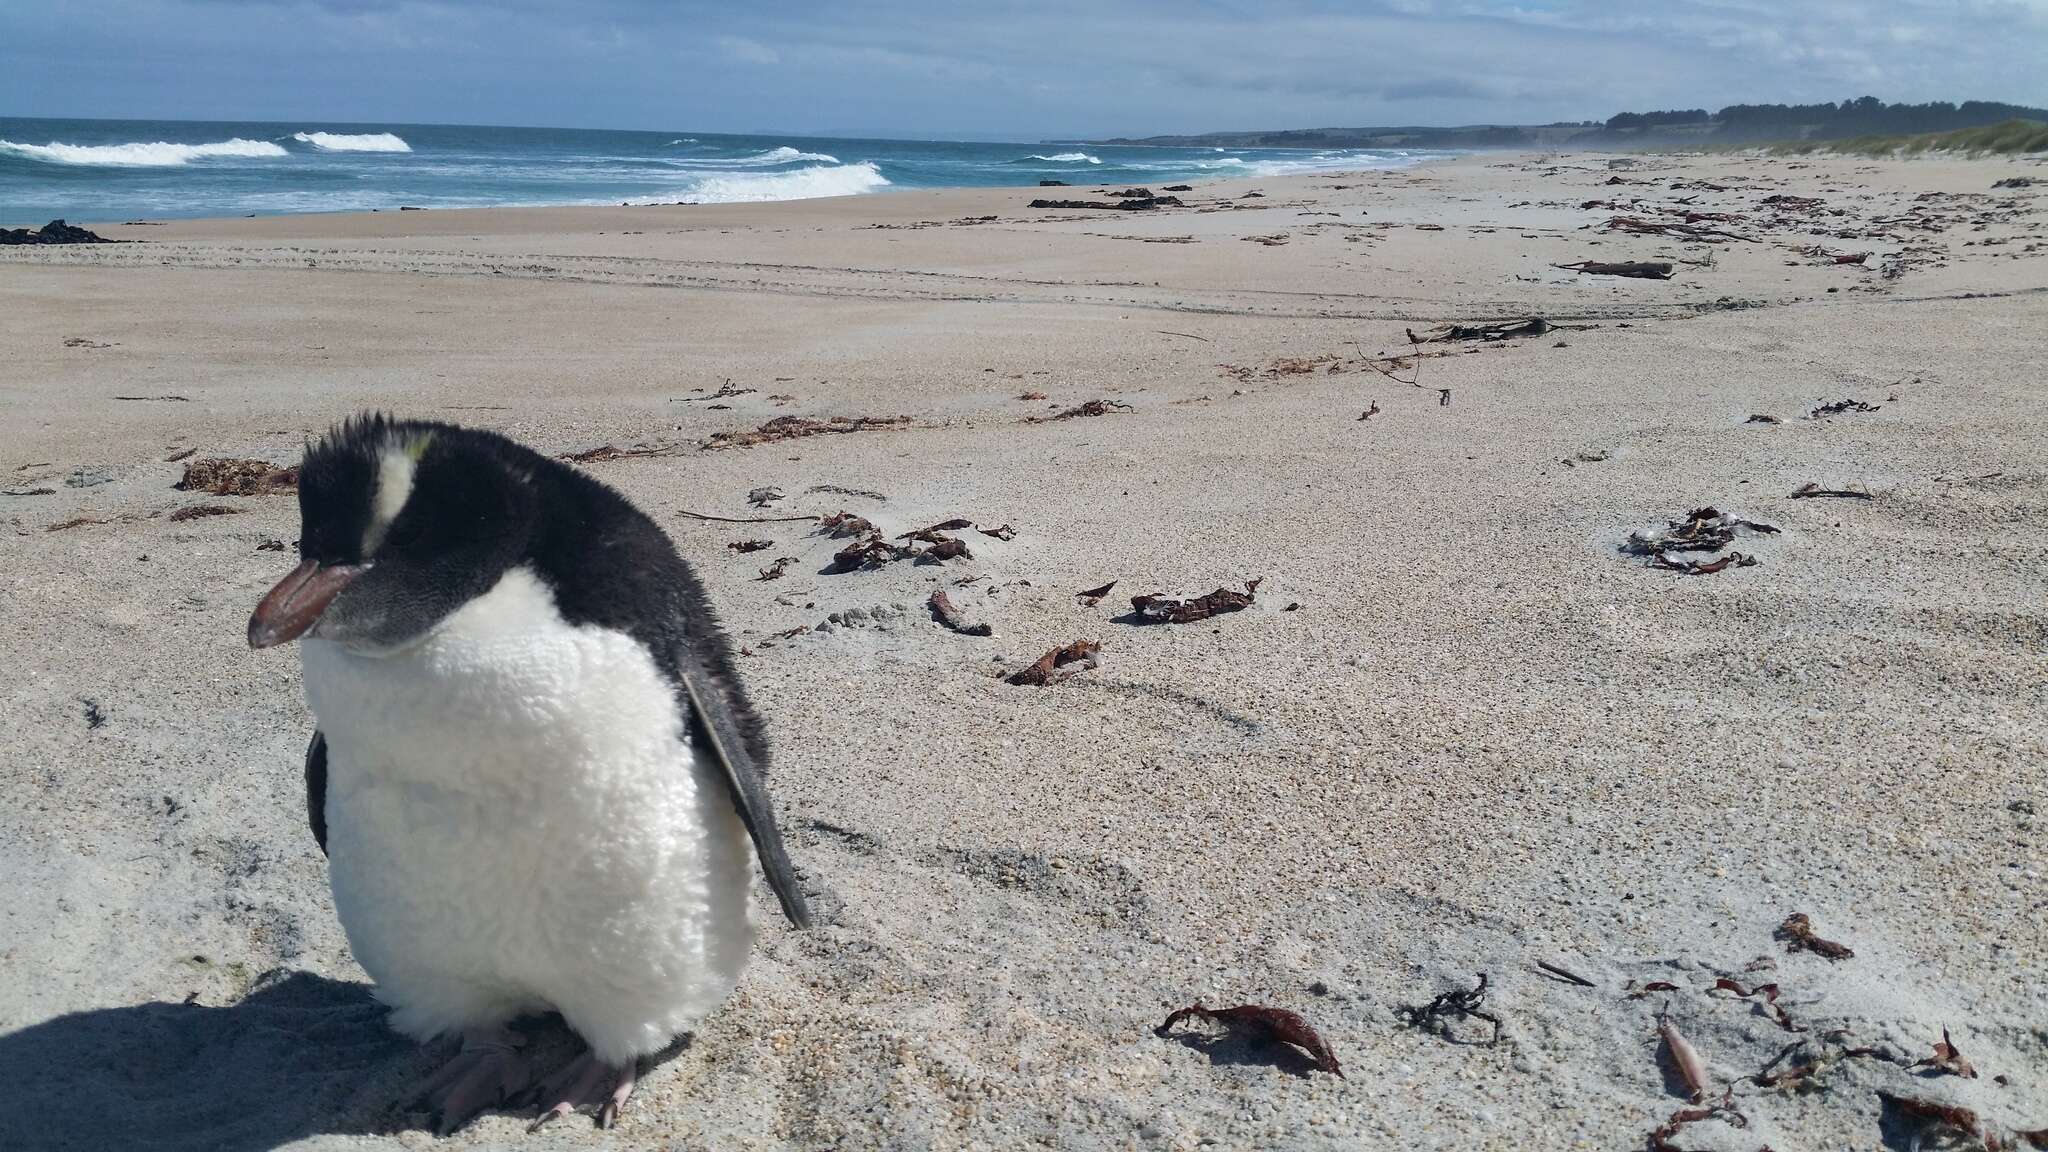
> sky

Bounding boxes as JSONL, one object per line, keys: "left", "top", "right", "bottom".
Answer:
{"left": 4, "top": 1, "right": 2046, "bottom": 140}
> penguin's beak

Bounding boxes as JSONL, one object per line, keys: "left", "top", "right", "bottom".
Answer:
{"left": 248, "top": 560, "right": 366, "bottom": 649}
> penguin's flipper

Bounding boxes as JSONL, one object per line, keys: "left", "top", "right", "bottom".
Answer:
{"left": 674, "top": 670, "right": 811, "bottom": 928}
{"left": 305, "top": 730, "right": 329, "bottom": 856}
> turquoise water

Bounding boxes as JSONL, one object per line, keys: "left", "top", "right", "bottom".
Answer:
{"left": 0, "top": 117, "right": 1441, "bottom": 225}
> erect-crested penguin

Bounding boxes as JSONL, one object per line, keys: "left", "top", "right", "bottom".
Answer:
{"left": 248, "top": 414, "right": 810, "bottom": 1132}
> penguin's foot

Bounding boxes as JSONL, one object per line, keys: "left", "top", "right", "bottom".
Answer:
{"left": 415, "top": 1027, "right": 536, "bottom": 1136}
{"left": 526, "top": 1049, "right": 639, "bottom": 1132}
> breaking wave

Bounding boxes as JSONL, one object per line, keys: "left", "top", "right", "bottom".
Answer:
{"left": 0, "top": 137, "right": 289, "bottom": 166}
{"left": 291, "top": 131, "right": 411, "bottom": 153}
{"left": 624, "top": 161, "right": 889, "bottom": 205}
{"left": 1023, "top": 151, "right": 1101, "bottom": 164}
{"left": 744, "top": 146, "right": 838, "bottom": 164}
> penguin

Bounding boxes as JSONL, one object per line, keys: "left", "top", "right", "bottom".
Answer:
{"left": 247, "top": 414, "right": 810, "bottom": 1133}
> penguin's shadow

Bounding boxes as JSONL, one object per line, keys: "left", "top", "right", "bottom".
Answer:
{"left": 0, "top": 969, "right": 673, "bottom": 1152}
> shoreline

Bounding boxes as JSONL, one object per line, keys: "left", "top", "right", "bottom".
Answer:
{"left": 3, "top": 147, "right": 2044, "bottom": 1150}
{"left": 9, "top": 156, "right": 1448, "bottom": 233}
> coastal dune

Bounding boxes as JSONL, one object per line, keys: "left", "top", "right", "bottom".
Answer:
{"left": 1, "top": 151, "right": 2043, "bottom": 1150}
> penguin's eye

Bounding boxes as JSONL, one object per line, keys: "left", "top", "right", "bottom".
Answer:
{"left": 380, "top": 514, "right": 426, "bottom": 552}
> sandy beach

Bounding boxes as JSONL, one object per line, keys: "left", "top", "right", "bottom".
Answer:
{"left": 2, "top": 150, "right": 2044, "bottom": 1150}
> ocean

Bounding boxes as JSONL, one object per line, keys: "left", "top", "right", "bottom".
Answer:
{"left": 0, "top": 117, "right": 1440, "bottom": 225}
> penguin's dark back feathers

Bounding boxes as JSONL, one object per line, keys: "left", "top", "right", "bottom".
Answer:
{"left": 304, "top": 414, "right": 769, "bottom": 769}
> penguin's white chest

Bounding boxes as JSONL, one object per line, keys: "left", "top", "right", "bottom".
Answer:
{"left": 300, "top": 567, "right": 756, "bottom": 1063}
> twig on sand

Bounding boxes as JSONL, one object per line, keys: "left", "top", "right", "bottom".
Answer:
{"left": 1791, "top": 482, "right": 1874, "bottom": 500}
{"left": 679, "top": 510, "right": 821, "bottom": 524}
{"left": 1155, "top": 330, "right": 1212, "bottom": 342}
{"left": 1535, "top": 960, "right": 1596, "bottom": 988}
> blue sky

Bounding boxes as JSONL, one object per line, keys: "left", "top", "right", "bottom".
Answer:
{"left": 5, "top": 1, "right": 2045, "bottom": 138}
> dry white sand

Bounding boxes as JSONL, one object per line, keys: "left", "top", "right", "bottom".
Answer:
{"left": 1, "top": 151, "right": 2044, "bottom": 1151}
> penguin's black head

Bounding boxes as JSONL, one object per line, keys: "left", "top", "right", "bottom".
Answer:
{"left": 249, "top": 414, "right": 539, "bottom": 652}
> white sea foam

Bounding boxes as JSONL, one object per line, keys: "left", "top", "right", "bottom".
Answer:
{"left": 666, "top": 138, "right": 698, "bottom": 145}
{"left": 292, "top": 131, "right": 411, "bottom": 153}
{"left": 624, "top": 161, "right": 888, "bottom": 205}
{"left": 1025, "top": 152, "right": 1101, "bottom": 164}
{"left": 0, "top": 137, "right": 289, "bottom": 166}
{"left": 744, "top": 146, "right": 838, "bottom": 164}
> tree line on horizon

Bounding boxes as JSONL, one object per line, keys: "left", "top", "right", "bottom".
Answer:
{"left": 1605, "top": 96, "right": 2047, "bottom": 138}
{"left": 1094, "top": 95, "right": 2047, "bottom": 150}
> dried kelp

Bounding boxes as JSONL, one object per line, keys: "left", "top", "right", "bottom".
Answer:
{"left": 896, "top": 518, "right": 973, "bottom": 540}
{"left": 827, "top": 533, "right": 915, "bottom": 573}
{"left": 176, "top": 458, "right": 297, "bottom": 496}
{"left": 1621, "top": 508, "right": 1779, "bottom": 556}
{"left": 1647, "top": 1102, "right": 1747, "bottom": 1152}
{"left": 1776, "top": 913, "right": 1853, "bottom": 960}
{"left": 1156, "top": 1003, "right": 1342, "bottom": 1078}
{"left": 1007, "top": 639, "right": 1100, "bottom": 686}
{"left": 928, "top": 589, "right": 992, "bottom": 637}
{"left": 805, "top": 484, "right": 886, "bottom": 502}
{"left": 1710, "top": 978, "right": 1804, "bottom": 1034}
{"left": 703, "top": 414, "right": 910, "bottom": 450}
{"left": 167, "top": 505, "right": 244, "bottom": 522}
{"left": 1809, "top": 399, "right": 1880, "bottom": 418}
{"left": 1029, "top": 400, "right": 1132, "bottom": 422}
{"left": 1877, "top": 1093, "right": 1983, "bottom": 1147}
{"left": 1398, "top": 973, "right": 1501, "bottom": 1044}
{"left": 675, "top": 380, "right": 756, "bottom": 403}
{"left": 819, "top": 512, "right": 876, "bottom": 538}
{"left": 1601, "top": 215, "right": 1755, "bottom": 243}
{"left": 1651, "top": 550, "right": 1758, "bottom": 575}
{"left": 561, "top": 442, "right": 686, "bottom": 463}
{"left": 756, "top": 557, "right": 795, "bottom": 581}
{"left": 1913, "top": 1028, "right": 1978, "bottom": 1079}
{"left": 977, "top": 523, "right": 1017, "bottom": 541}
{"left": 1077, "top": 581, "right": 1116, "bottom": 607}
{"left": 1130, "top": 579, "right": 1261, "bottom": 624}
{"left": 726, "top": 539, "right": 774, "bottom": 553}
{"left": 1412, "top": 317, "right": 1551, "bottom": 343}
{"left": 919, "top": 537, "right": 971, "bottom": 562}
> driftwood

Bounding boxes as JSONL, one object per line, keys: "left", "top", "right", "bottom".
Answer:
{"left": 1555, "top": 260, "right": 1674, "bottom": 279}
{"left": 1409, "top": 317, "right": 1550, "bottom": 343}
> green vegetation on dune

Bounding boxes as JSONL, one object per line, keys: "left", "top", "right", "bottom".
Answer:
{"left": 1772, "top": 119, "right": 2048, "bottom": 156}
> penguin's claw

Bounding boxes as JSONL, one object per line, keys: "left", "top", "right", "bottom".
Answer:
{"left": 526, "top": 1049, "right": 638, "bottom": 1131}
{"left": 414, "top": 1028, "right": 533, "bottom": 1136}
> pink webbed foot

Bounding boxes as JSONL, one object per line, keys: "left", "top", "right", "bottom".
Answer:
{"left": 413, "top": 1027, "right": 537, "bottom": 1136}
{"left": 527, "top": 1048, "right": 640, "bottom": 1132}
